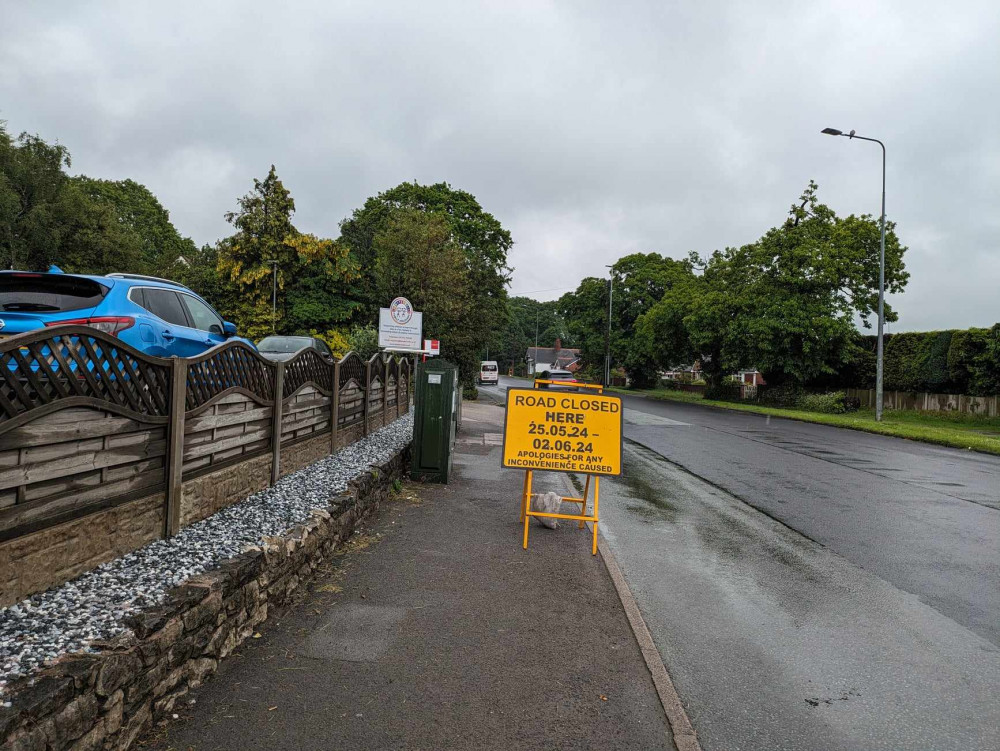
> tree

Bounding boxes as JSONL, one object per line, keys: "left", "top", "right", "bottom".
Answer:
{"left": 684, "top": 182, "right": 909, "bottom": 385}
{"left": 609, "top": 253, "right": 695, "bottom": 387}
{"left": 559, "top": 253, "right": 695, "bottom": 387}
{"left": 372, "top": 209, "right": 478, "bottom": 377}
{"left": 489, "top": 296, "right": 571, "bottom": 373}
{"left": 339, "top": 181, "right": 512, "bottom": 380}
{"left": 71, "top": 177, "right": 198, "bottom": 275}
{"left": 347, "top": 324, "right": 379, "bottom": 360}
{"left": 634, "top": 273, "right": 702, "bottom": 373}
{"left": 0, "top": 125, "right": 197, "bottom": 277}
{"left": 50, "top": 180, "right": 145, "bottom": 274}
{"left": 216, "top": 166, "right": 360, "bottom": 342}
{"left": 559, "top": 278, "right": 610, "bottom": 373}
{"left": 175, "top": 243, "right": 231, "bottom": 313}
{"left": 0, "top": 126, "right": 73, "bottom": 270}
{"left": 217, "top": 166, "right": 297, "bottom": 338}
{"left": 282, "top": 233, "right": 359, "bottom": 335}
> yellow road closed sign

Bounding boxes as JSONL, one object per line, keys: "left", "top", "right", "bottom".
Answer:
{"left": 502, "top": 388, "right": 623, "bottom": 476}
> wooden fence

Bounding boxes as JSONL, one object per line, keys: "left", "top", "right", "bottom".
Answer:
{"left": 845, "top": 387, "right": 999, "bottom": 417}
{"left": 0, "top": 327, "right": 411, "bottom": 545}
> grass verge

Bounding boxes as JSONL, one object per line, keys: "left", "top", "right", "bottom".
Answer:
{"left": 611, "top": 387, "right": 1000, "bottom": 456}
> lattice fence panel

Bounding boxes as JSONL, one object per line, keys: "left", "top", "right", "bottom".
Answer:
{"left": 339, "top": 352, "right": 366, "bottom": 390}
{"left": 0, "top": 327, "right": 171, "bottom": 425}
{"left": 284, "top": 349, "right": 334, "bottom": 398}
{"left": 185, "top": 342, "right": 275, "bottom": 413}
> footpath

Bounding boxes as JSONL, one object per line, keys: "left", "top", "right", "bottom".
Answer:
{"left": 139, "top": 399, "right": 677, "bottom": 751}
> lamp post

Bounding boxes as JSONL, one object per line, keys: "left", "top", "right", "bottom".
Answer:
{"left": 266, "top": 260, "right": 278, "bottom": 333}
{"left": 822, "top": 127, "right": 887, "bottom": 422}
{"left": 533, "top": 311, "right": 539, "bottom": 376}
{"left": 605, "top": 265, "right": 614, "bottom": 387}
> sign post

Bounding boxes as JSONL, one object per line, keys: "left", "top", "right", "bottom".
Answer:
{"left": 501, "top": 380, "right": 622, "bottom": 555}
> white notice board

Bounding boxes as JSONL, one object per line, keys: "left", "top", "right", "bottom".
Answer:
{"left": 378, "top": 298, "right": 423, "bottom": 350}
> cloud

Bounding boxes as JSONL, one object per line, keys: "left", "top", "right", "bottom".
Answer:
{"left": 1, "top": 0, "right": 998, "bottom": 330}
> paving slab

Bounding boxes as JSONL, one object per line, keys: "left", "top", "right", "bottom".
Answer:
{"left": 140, "top": 399, "right": 675, "bottom": 751}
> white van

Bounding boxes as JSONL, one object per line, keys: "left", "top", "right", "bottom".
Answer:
{"left": 478, "top": 360, "right": 499, "bottom": 385}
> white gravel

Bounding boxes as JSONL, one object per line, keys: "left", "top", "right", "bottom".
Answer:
{"left": 0, "top": 414, "right": 412, "bottom": 693}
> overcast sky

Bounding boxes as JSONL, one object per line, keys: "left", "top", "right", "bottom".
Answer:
{"left": 2, "top": 0, "right": 998, "bottom": 331}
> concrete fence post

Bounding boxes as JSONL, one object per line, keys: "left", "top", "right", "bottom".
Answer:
{"left": 382, "top": 356, "right": 389, "bottom": 426}
{"left": 396, "top": 359, "right": 403, "bottom": 418}
{"left": 270, "top": 362, "right": 285, "bottom": 485}
{"left": 164, "top": 357, "right": 188, "bottom": 538}
{"left": 331, "top": 360, "right": 341, "bottom": 453}
{"left": 363, "top": 359, "right": 371, "bottom": 437}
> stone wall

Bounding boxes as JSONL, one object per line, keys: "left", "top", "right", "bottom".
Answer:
{"left": 0, "top": 495, "right": 164, "bottom": 609}
{"left": 0, "top": 447, "right": 410, "bottom": 751}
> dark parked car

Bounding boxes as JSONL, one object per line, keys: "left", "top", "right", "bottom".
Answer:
{"left": 256, "top": 335, "right": 334, "bottom": 363}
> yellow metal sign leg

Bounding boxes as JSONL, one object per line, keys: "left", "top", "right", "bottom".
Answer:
{"left": 592, "top": 476, "right": 600, "bottom": 556}
{"left": 519, "top": 471, "right": 530, "bottom": 523}
{"left": 522, "top": 470, "right": 533, "bottom": 549}
{"left": 579, "top": 474, "right": 591, "bottom": 529}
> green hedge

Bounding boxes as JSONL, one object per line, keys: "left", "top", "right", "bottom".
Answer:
{"left": 833, "top": 324, "right": 1000, "bottom": 395}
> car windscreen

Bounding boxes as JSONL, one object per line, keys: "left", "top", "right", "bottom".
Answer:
{"left": 482, "top": 364, "right": 498, "bottom": 372}
{"left": 0, "top": 274, "right": 108, "bottom": 312}
{"left": 257, "top": 336, "right": 312, "bottom": 353}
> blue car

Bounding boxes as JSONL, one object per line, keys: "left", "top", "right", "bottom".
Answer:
{"left": 0, "top": 269, "right": 251, "bottom": 357}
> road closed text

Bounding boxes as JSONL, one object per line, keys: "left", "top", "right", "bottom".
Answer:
{"left": 502, "top": 389, "right": 623, "bottom": 476}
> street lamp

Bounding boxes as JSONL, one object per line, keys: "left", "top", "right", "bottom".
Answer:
{"left": 266, "top": 260, "right": 278, "bottom": 333}
{"left": 822, "top": 127, "right": 887, "bottom": 422}
{"left": 605, "top": 264, "right": 614, "bottom": 387}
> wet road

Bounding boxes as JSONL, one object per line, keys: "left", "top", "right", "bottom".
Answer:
{"left": 487, "top": 377, "right": 1000, "bottom": 748}
{"left": 494, "top": 377, "right": 1000, "bottom": 647}
{"left": 595, "top": 443, "right": 1000, "bottom": 750}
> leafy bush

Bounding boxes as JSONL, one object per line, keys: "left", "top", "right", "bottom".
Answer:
{"left": 758, "top": 383, "right": 804, "bottom": 407}
{"left": 462, "top": 385, "right": 479, "bottom": 400}
{"left": 798, "top": 391, "right": 857, "bottom": 414}
{"left": 832, "top": 325, "right": 1000, "bottom": 396}
{"left": 883, "top": 331, "right": 953, "bottom": 392}
{"left": 657, "top": 378, "right": 681, "bottom": 391}
{"left": 704, "top": 382, "right": 742, "bottom": 402}
{"left": 947, "top": 329, "right": 987, "bottom": 394}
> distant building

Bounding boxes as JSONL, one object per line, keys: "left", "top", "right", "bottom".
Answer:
{"left": 525, "top": 338, "right": 581, "bottom": 374}
{"left": 663, "top": 362, "right": 702, "bottom": 381}
{"left": 735, "top": 370, "right": 766, "bottom": 386}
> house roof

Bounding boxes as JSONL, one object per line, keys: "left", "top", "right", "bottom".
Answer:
{"left": 526, "top": 347, "right": 581, "bottom": 369}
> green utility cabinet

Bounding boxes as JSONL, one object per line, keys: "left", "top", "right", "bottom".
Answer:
{"left": 411, "top": 359, "right": 459, "bottom": 483}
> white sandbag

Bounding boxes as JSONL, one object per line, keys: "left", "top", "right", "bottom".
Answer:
{"left": 531, "top": 491, "right": 562, "bottom": 529}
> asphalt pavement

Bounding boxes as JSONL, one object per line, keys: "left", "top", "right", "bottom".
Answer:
{"left": 142, "top": 399, "right": 676, "bottom": 751}
{"left": 596, "top": 441, "right": 1000, "bottom": 751}
{"left": 486, "top": 376, "right": 1000, "bottom": 749}
{"left": 494, "top": 378, "right": 1000, "bottom": 647}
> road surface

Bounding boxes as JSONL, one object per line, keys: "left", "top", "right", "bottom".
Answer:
{"left": 486, "top": 377, "right": 1000, "bottom": 749}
